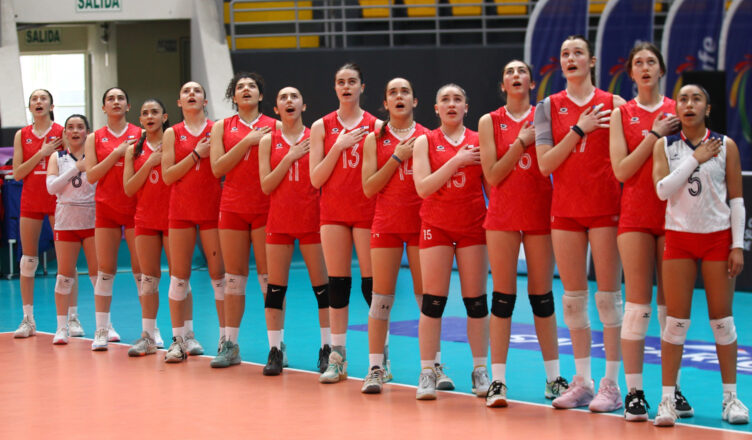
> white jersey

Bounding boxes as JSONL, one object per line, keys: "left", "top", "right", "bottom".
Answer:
{"left": 52, "top": 150, "right": 96, "bottom": 230}
{"left": 664, "top": 130, "right": 730, "bottom": 233}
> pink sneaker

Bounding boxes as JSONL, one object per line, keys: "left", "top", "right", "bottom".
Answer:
{"left": 589, "top": 378, "right": 623, "bottom": 412}
{"left": 552, "top": 375, "right": 594, "bottom": 409}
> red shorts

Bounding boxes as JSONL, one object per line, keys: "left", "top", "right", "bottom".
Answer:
{"left": 321, "top": 219, "right": 372, "bottom": 229}
{"left": 20, "top": 210, "right": 51, "bottom": 220}
{"left": 135, "top": 226, "right": 169, "bottom": 237}
{"left": 419, "top": 222, "right": 486, "bottom": 249}
{"left": 618, "top": 226, "right": 665, "bottom": 237}
{"left": 370, "top": 232, "right": 420, "bottom": 248}
{"left": 218, "top": 210, "right": 267, "bottom": 231}
{"left": 96, "top": 202, "right": 135, "bottom": 229}
{"left": 169, "top": 219, "right": 218, "bottom": 230}
{"left": 664, "top": 229, "right": 731, "bottom": 261}
{"left": 551, "top": 214, "right": 620, "bottom": 232}
{"left": 485, "top": 228, "right": 550, "bottom": 236}
{"left": 266, "top": 231, "right": 321, "bottom": 245}
{"left": 55, "top": 229, "right": 95, "bottom": 242}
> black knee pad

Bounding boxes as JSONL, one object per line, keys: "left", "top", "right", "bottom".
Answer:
{"left": 264, "top": 284, "right": 287, "bottom": 310}
{"left": 361, "top": 277, "right": 373, "bottom": 307}
{"left": 421, "top": 294, "right": 448, "bottom": 318}
{"left": 463, "top": 294, "right": 489, "bottom": 318}
{"left": 529, "top": 291, "right": 555, "bottom": 317}
{"left": 312, "top": 284, "right": 329, "bottom": 309}
{"left": 491, "top": 291, "right": 516, "bottom": 318}
{"left": 328, "top": 276, "right": 352, "bottom": 309}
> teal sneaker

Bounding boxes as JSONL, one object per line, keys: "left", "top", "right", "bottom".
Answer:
{"left": 319, "top": 349, "right": 347, "bottom": 383}
{"left": 210, "top": 340, "right": 241, "bottom": 368}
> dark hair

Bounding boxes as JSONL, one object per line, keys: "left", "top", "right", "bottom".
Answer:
{"left": 625, "top": 42, "right": 666, "bottom": 79}
{"left": 134, "top": 98, "right": 170, "bottom": 158}
{"left": 28, "top": 89, "right": 55, "bottom": 121}
{"left": 102, "top": 87, "right": 129, "bottom": 105}
{"left": 677, "top": 83, "right": 712, "bottom": 126}
{"left": 498, "top": 59, "right": 535, "bottom": 100}
{"left": 225, "top": 72, "right": 265, "bottom": 111}
{"left": 563, "top": 35, "right": 597, "bottom": 86}
{"left": 378, "top": 78, "right": 415, "bottom": 139}
{"left": 336, "top": 62, "right": 364, "bottom": 83}
{"left": 63, "top": 113, "right": 90, "bottom": 132}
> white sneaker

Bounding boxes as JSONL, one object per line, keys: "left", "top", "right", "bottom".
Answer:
{"left": 654, "top": 395, "right": 678, "bottom": 427}
{"left": 14, "top": 316, "right": 36, "bottom": 338}
{"left": 435, "top": 363, "right": 455, "bottom": 390}
{"left": 165, "top": 336, "right": 187, "bottom": 363}
{"left": 53, "top": 327, "right": 69, "bottom": 345}
{"left": 91, "top": 328, "right": 109, "bottom": 351}
{"left": 154, "top": 328, "right": 164, "bottom": 348}
{"left": 722, "top": 392, "right": 749, "bottom": 425}
{"left": 486, "top": 380, "right": 508, "bottom": 408}
{"left": 471, "top": 366, "right": 491, "bottom": 397}
{"left": 416, "top": 368, "right": 437, "bottom": 400}
{"left": 184, "top": 331, "right": 204, "bottom": 355}
{"left": 361, "top": 366, "right": 385, "bottom": 394}
{"left": 319, "top": 350, "right": 347, "bottom": 383}
{"left": 107, "top": 323, "right": 120, "bottom": 342}
{"left": 67, "top": 315, "right": 84, "bottom": 337}
{"left": 589, "top": 377, "right": 623, "bottom": 412}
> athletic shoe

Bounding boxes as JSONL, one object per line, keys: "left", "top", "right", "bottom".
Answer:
{"left": 211, "top": 340, "right": 241, "bottom": 368}
{"left": 91, "top": 328, "right": 109, "bottom": 351}
{"left": 486, "top": 380, "right": 508, "bottom": 408}
{"left": 471, "top": 366, "right": 491, "bottom": 397}
{"left": 589, "top": 377, "right": 623, "bottom": 412}
{"left": 545, "top": 376, "right": 569, "bottom": 399}
{"left": 107, "top": 323, "right": 120, "bottom": 342}
{"left": 624, "top": 389, "right": 649, "bottom": 422}
{"left": 654, "top": 395, "right": 678, "bottom": 427}
{"left": 382, "top": 360, "right": 393, "bottom": 383}
{"left": 319, "top": 350, "right": 347, "bottom": 383}
{"left": 361, "top": 366, "right": 385, "bottom": 394}
{"left": 154, "top": 328, "right": 164, "bottom": 349}
{"left": 317, "top": 344, "right": 331, "bottom": 374}
{"left": 128, "top": 332, "right": 157, "bottom": 357}
{"left": 183, "top": 331, "right": 204, "bottom": 356}
{"left": 67, "top": 315, "right": 84, "bottom": 337}
{"left": 416, "top": 368, "right": 437, "bottom": 400}
{"left": 722, "top": 392, "right": 749, "bottom": 425}
{"left": 262, "top": 346, "right": 284, "bottom": 375}
{"left": 52, "top": 327, "right": 69, "bottom": 345}
{"left": 281, "top": 341, "right": 289, "bottom": 367}
{"left": 435, "top": 363, "right": 455, "bottom": 391}
{"left": 14, "top": 316, "right": 36, "bottom": 338}
{"left": 552, "top": 375, "right": 594, "bottom": 409}
{"left": 165, "top": 336, "right": 187, "bottom": 363}
{"left": 674, "top": 387, "right": 694, "bottom": 418}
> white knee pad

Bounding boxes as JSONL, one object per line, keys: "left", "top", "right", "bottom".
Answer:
{"left": 212, "top": 278, "right": 226, "bottom": 300}
{"left": 133, "top": 272, "right": 143, "bottom": 290}
{"left": 55, "top": 274, "right": 76, "bottom": 295}
{"left": 595, "top": 290, "right": 624, "bottom": 328}
{"left": 710, "top": 316, "right": 737, "bottom": 345}
{"left": 621, "top": 302, "right": 652, "bottom": 340}
{"left": 139, "top": 275, "right": 160, "bottom": 296}
{"left": 663, "top": 316, "right": 691, "bottom": 345}
{"left": 19, "top": 255, "right": 39, "bottom": 277}
{"left": 225, "top": 274, "right": 248, "bottom": 296}
{"left": 368, "top": 293, "right": 395, "bottom": 321}
{"left": 89, "top": 275, "right": 97, "bottom": 290}
{"left": 562, "top": 290, "right": 590, "bottom": 329}
{"left": 168, "top": 276, "right": 189, "bottom": 301}
{"left": 95, "top": 271, "right": 115, "bottom": 297}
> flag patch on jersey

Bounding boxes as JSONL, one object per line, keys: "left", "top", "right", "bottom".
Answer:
{"left": 275, "top": 143, "right": 283, "bottom": 149}
{"left": 436, "top": 145, "right": 445, "bottom": 151}
{"left": 102, "top": 137, "right": 109, "bottom": 142}
{"left": 630, "top": 116, "right": 640, "bottom": 124}
{"left": 500, "top": 123, "right": 508, "bottom": 130}
{"left": 559, "top": 107, "right": 568, "bottom": 114}
{"left": 25, "top": 138, "right": 32, "bottom": 143}
{"left": 180, "top": 135, "right": 187, "bottom": 141}
{"left": 331, "top": 127, "right": 339, "bottom": 134}
{"left": 231, "top": 127, "right": 239, "bottom": 132}
{"left": 383, "top": 139, "right": 391, "bottom": 145}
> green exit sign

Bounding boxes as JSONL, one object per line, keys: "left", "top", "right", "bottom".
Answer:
{"left": 76, "top": 0, "right": 122, "bottom": 12}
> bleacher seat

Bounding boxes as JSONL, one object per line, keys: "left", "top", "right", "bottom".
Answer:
{"left": 360, "top": 0, "right": 391, "bottom": 18}
{"left": 225, "top": 1, "right": 319, "bottom": 49}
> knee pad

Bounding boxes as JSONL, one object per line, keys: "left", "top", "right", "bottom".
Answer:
{"left": 491, "top": 291, "right": 516, "bottom": 318}
{"left": 595, "top": 290, "right": 623, "bottom": 328}
{"left": 328, "top": 276, "right": 352, "bottom": 309}
{"left": 139, "top": 275, "right": 160, "bottom": 296}
{"left": 133, "top": 272, "right": 142, "bottom": 290}
{"left": 19, "top": 255, "right": 39, "bottom": 277}
{"left": 662, "top": 316, "right": 691, "bottom": 345}
{"left": 95, "top": 271, "right": 115, "bottom": 297}
{"left": 361, "top": 277, "right": 373, "bottom": 307}
{"left": 168, "top": 276, "right": 189, "bottom": 301}
{"left": 621, "top": 302, "right": 652, "bottom": 341}
{"left": 212, "top": 278, "right": 226, "bottom": 300}
{"left": 265, "top": 284, "right": 287, "bottom": 310}
{"left": 55, "top": 274, "right": 75, "bottom": 295}
{"left": 710, "top": 316, "right": 737, "bottom": 345}
{"left": 368, "top": 293, "right": 395, "bottom": 321}
{"left": 464, "top": 294, "right": 488, "bottom": 318}
{"left": 421, "top": 294, "right": 448, "bottom": 318}
{"left": 528, "top": 291, "right": 555, "bottom": 318}
{"left": 562, "top": 290, "right": 590, "bottom": 329}
{"left": 312, "top": 284, "right": 329, "bottom": 309}
{"left": 225, "top": 273, "right": 248, "bottom": 296}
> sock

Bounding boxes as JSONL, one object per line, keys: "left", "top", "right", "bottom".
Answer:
{"left": 369, "top": 353, "right": 384, "bottom": 369}
{"left": 173, "top": 326, "right": 185, "bottom": 338}
{"left": 23, "top": 304, "right": 33, "bottom": 319}
{"left": 226, "top": 326, "right": 239, "bottom": 343}
{"left": 625, "top": 373, "right": 643, "bottom": 391}
{"left": 420, "top": 360, "right": 434, "bottom": 369}
{"left": 491, "top": 363, "right": 506, "bottom": 383}
{"left": 320, "top": 327, "right": 331, "bottom": 347}
{"left": 185, "top": 319, "right": 194, "bottom": 332}
{"left": 435, "top": 351, "right": 441, "bottom": 364}
{"left": 281, "top": 329, "right": 285, "bottom": 342}
{"left": 723, "top": 383, "right": 737, "bottom": 396}
{"left": 331, "top": 333, "right": 346, "bottom": 347}
{"left": 95, "top": 312, "right": 109, "bottom": 330}
{"left": 605, "top": 361, "right": 620, "bottom": 382}
{"left": 267, "top": 330, "right": 282, "bottom": 349}
{"left": 676, "top": 369, "right": 682, "bottom": 388}
{"left": 662, "top": 386, "right": 675, "bottom": 399}
{"left": 385, "top": 330, "right": 390, "bottom": 345}
{"left": 56, "top": 315, "right": 67, "bottom": 331}
{"left": 574, "top": 357, "right": 592, "bottom": 385}
{"left": 472, "top": 357, "right": 487, "bottom": 368}
{"left": 543, "top": 359, "right": 560, "bottom": 382}
{"left": 219, "top": 327, "right": 226, "bottom": 338}
{"left": 68, "top": 306, "right": 78, "bottom": 318}
{"left": 142, "top": 318, "right": 156, "bottom": 338}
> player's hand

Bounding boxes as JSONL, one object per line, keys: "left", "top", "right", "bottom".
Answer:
{"left": 728, "top": 248, "right": 744, "bottom": 278}
{"left": 692, "top": 137, "right": 721, "bottom": 164}
{"left": 246, "top": 126, "right": 272, "bottom": 146}
{"left": 194, "top": 137, "right": 211, "bottom": 158}
{"left": 333, "top": 127, "right": 368, "bottom": 152}
{"left": 453, "top": 144, "right": 481, "bottom": 167}
{"left": 287, "top": 138, "right": 310, "bottom": 161}
{"left": 516, "top": 121, "right": 535, "bottom": 148}
{"left": 652, "top": 113, "right": 680, "bottom": 137}
{"left": 576, "top": 103, "right": 611, "bottom": 133}
{"left": 40, "top": 137, "right": 64, "bottom": 157}
{"left": 115, "top": 139, "right": 137, "bottom": 157}
{"left": 393, "top": 137, "right": 417, "bottom": 162}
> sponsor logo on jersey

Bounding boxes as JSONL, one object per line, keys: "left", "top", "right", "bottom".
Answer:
{"left": 642, "top": 129, "right": 649, "bottom": 137}
{"left": 558, "top": 107, "right": 568, "bottom": 114}
{"left": 436, "top": 145, "right": 445, "bottom": 151}
{"left": 500, "top": 123, "right": 508, "bottom": 130}
{"left": 231, "top": 126, "right": 239, "bottom": 132}
{"left": 275, "top": 143, "right": 283, "bottom": 149}
{"left": 25, "top": 138, "right": 32, "bottom": 143}
{"left": 102, "top": 137, "right": 109, "bottom": 143}
{"left": 127, "top": 135, "right": 136, "bottom": 140}
{"left": 180, "top": 135, "right": 187, "bottom": 141}
{"left": 331, "top": 127, "right": 339, "bottom": 134}
{"left": 630, "top": 116, "right": 640, "bottom": 124}
{"left": 383, "top": 139, "right": 391, "bottom": 145}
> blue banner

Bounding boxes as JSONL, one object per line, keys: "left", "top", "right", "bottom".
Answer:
{"left": 595, "top": 0, "right": 655, "bottom": 100}
{"left": 661, "top": 0, "right": 724, "bottom": 100}
{"left": 524, "top": 0, "right": 587, "bottom": 104}
{"left": 720, "top": 0, "right": 752, "bottom": 170}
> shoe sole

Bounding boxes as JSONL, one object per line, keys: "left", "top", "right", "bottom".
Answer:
{"left": 53, "top": 340, "right": 68, "bottom": 345}
{"left": 676, "top": 409, "right": 694, "bottom": 418}
{"left": 14, "top": 333, "right": 35, "bottom": 338}
{"left": 486, "top": 398, "right": 508, "bottom": 408}
{"left": 589, "top": 404, "right": 623, "bottom": 413}
{"left": 544, "top": 392, "right": 558, "bottom": 400}
{"left": 319, "top": 372, "right": 347, "bottom": 383}
{"left": 552, "top": 400, "right": 591, "bottom": 409}
{"left": 416, "top": 392, "right": 437, "bottom": 401}
{"left": 436, "top": 381, "right": 455, "bottom": 391}
{"left": 262, "top": 368, "right": 283, "bottom": 376}
{"left": 108, "top": 338, "right": 120, "bottom": 342}
{"left": 361, "top": 385, "right": 382, "bottom": 394}
{"left": 165, "top": 357, "right": 185, "bottom": 363}
{"left": 91, "top": 346, "right": 108, "bottom": 351}
{"left": 69, "top": 332, "right": 85, "bottom": 337}
{"left": 624, "top": 413, "right": 649, "bottom": 422}
{"left": 653, "top": 416, "right": 676, "bottom": 427}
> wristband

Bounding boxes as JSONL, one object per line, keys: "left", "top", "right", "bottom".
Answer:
{"left": 571, "top": 125, "right": 585, "bottom": 138}
{"left": 391, "top": 154, "right": 403, "bottom": 164}
{"left": 192, "top": 150, "right": 200, "bottom": 162}
{"left": 649, "top": 130, "right": 661, "bottom": 139}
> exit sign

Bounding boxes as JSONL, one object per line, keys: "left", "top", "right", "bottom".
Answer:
{"left": 76, "top": 0, "right": 122, "bottom": 12}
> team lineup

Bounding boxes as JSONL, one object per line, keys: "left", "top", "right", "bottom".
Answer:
{"left": 9, "top": 34, "right": 749, "bottom": 428}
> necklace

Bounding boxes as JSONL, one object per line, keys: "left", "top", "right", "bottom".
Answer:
{"left": 440, "top": 127, "right": 464, "bottom": 144}
{"left": 388, "top": 121, "right": 415, "bottom": 134}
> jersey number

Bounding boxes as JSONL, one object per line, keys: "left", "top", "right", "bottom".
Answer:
{"left": 518, "top": 152, "right": 532, "bottom": 170}
{"left": 397, "top": 160, "right": 412, "bottom": 181}
{"left": 446, "top": 171, "right": 466, "bottom": 189}
{"left": 572, "top": 135, "right": 587, "bottom": 153}
{"left": 688, "top": 167, "right": 702, "bottom": 197}
{"left": 149, "top": 169, "right": 160, "bottom": 184}
{"left": 288, "top": 161, "right": 300, "bottom": 182}
{"left": 342, "top": 145, "right": 360, "bottom": 169}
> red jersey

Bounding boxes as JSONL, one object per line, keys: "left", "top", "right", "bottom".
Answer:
{"left": 220, "top": 114, "right": 277, "bottom": 215}
{"left": 320, "top": 111, "right": 378, "bottom": 223}
{"left": 133, "top": 142, "right": 170, "bottom": 231}
{"left": 19, "top": 123, "right": 63, "bottom": 213}
{"left": 267, "top": 128, "right": 319, "bottom": 234}
{"left": 619, "top": 97, "right": 675, "bottom": 230}
{"left": 549, "top": 89, "right": 620, "bottom": 217}
{"left": 168, "top": 121, "right": 220, "bottom": 222}
{"left": 419, "top": 128, "right": 486, "bottom": 231}
{"left": 94, "top": 124, "right": 141, "bottom": 215}
{"left": 484, "top": 107, "right": 552, "bottom": 231}
{"left": 372, "top": 123, "right": 430, "bottom": 234}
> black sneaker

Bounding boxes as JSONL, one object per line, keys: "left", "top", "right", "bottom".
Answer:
{"left": 485, "top": 380, "right": 508, "bottom": 408}
{"left": 263, "top": 347, "right": 284, "bottom": 376}
{"left": 674, "top": 388, "right": 694, "bottom": 418}
{"left": 624, "top": 389, "right": 649, "bottom": 422}
{"left": 318, "top": 344, "right": 331, "bottom": 374}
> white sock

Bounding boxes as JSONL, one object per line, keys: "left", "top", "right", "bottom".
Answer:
{"left": 435, "top": 351, "right": 441, "bottom": 364}
{"left": 574, "top": 357, "right": 592, "bottom": 385}
{"left": 605, "top": 361, "right": 620, "bottom": 382}
{"left": 420, "top": 360, "right": 434, "bottom": 369}
{"left": 22, "top": 304, "right": 33, "bottom": 319}
{"left": 473, "top": 357, "right": 487, "bottom": 368}
{"left": 267, "top": 330, "right": 282, "bottom": 349}
{"left": 662, "top": 386, "right": 675, "bottom": 399}
{"left": 385, "top": 329, "right": 390, "bottom": 345}
{"left": 676, "top": 369, "right": 682, "bottom": 387}
{"left": 543, "top": 359, "right": 560, "bottom": 382}
{"left": 281, "top": 329, "right": 285, "bottom": 341}
{"left": 68, "top": 306, "right": 78, "bottom": 318}
{"left": 369, "top": 353, "right": 384, "bottom": 369}
{"left": 219, "top": 327, "right": 226, "bottom": 338}
{"left": 491, "top": 363, "right": 506, "bottom": 383}
{"left": 95, "top": 312, "right": 109, "bottom": 330}
{"left": 331, "top": 333, "right": 346, "bottom": 347}
{"left": 723, "top": 383, "right": 737, "bottom": 395}
{"left": 56, "top": 315, "right": 67, "bottom": 330}
{"left": 226, "top": 326, "right": 239, "bottom": 343}
{"left": 185, "top": 319, "right": 194, "bottom": 332}
{"left": 320, "top": 327, "right": 331, "bottom": 347}
{"left": 142, "top": 318, "right": 157, "bottom": 338}
{"left": 625, "top": 373, "right": 643, "bottom": 391}
{"left": 173, "top": 326, "right": 185, "bottom": 338}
